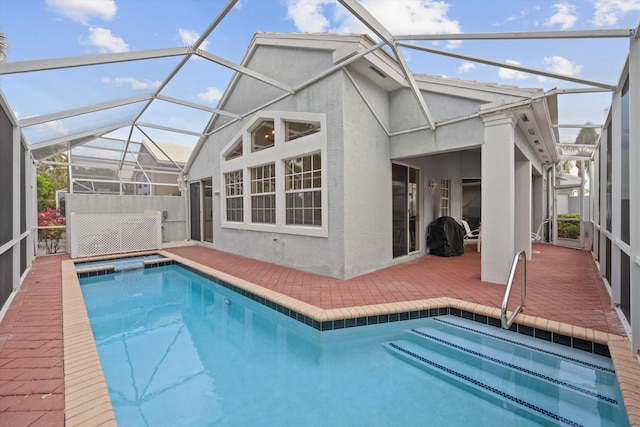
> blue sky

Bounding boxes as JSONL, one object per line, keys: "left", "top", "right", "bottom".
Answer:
{"left": 1, "top": 0, "right": 639, "bottom": 148}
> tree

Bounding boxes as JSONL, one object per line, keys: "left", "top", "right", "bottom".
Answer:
{"left": 561, "top": 123, "right": 598, "bottom": 176}
{"left": 573, "top": 126, "right": 597, "bottom": 176}
{"left": 575, "top": 126, "right": 598, "bottom": 145}
{"left": 0, "top": 30, "right": 8, "bottom": 61}
{"left": 37, "top": 175, "right": 56, "bottom": 211}
{"left": 37, "top": 153, "right": 68, "bottom": 191}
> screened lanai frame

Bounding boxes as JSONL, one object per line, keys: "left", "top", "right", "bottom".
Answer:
{"left": 0, "top": 0, "right": 635, "bottom": 196}
{"left": 0, "top": 0, "right": 638, "bottom": 365}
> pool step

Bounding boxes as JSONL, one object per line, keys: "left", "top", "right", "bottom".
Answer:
{"left": 384, "top": 318, "right": 627, "bottom": 427}
{"left": 408, "top": 319, "right": 619, "bottom": 398}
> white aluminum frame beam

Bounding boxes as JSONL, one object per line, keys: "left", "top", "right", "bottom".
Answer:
{"left": 19, "top": 94, "right": 154, "bottom": 127}
{"left": 338, "top": 0, "right": 436, "bottom": 130}
{"left": 134, "top": 125, "right": 184, "bottom": 172}
{"left": 558, "top": 143, "right": 599, "bottom": 149}
{"left": 136, "top": 122, "right": 202, "bottom": 137}
{"left": 117, "top": 0, "right": 239, "bottom": 172}
{"left": 71, "top": 177, "right": 180, "bottom": 187}
{"left": 395, "top": 28, "right": 634, "bottom": 41}
{"left": 398, "top": 42, "right": 616, "bottom": 91}
{"left": 196, "top": 50, "right": 295, "bottom": 94}
{"left": 0, "top": 47, "right": 189, "bottom": 75}
{"left": 554, "top": 124, "right": 603, "bottom": 129}
{"left": 28, "top": 121, "right": 132, "bottom": 150}
{"left": 156, "top": 95, "right": 241, "bottom": 119}
{"left": 44, "top": 159, "right": 182, "bottom": 175}
{"left": 547, "top": 87, "right": 612, "bottom": 95}
{"left": 295, "top": 40, "right": 386, "bottom": 92}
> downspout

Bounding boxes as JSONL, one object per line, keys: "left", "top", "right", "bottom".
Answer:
{"left": 179, "top": 172, "right": 189, "bottom": 242}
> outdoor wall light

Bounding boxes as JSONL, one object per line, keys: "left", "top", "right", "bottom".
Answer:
{"left": 429, "top": 178, "right": 438, "bottom": 194}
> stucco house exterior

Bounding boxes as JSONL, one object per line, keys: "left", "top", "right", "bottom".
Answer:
{"left": 184, "top": 32, "right": 557, "bottom": 282}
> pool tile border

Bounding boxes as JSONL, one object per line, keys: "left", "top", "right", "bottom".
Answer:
{"left": 165, "top": 251, "right": 614, "bottom": 355}
{"left": 62, "top": 252, "right": 640, "bottom": 426}
{"left": 62, "top": 260, "right": 117, "bottom": 427}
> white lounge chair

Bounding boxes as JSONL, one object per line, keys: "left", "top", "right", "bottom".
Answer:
{"left": 531, "top": 219, "right": 549, "bottom": 242}
{"left": 459, "top": 219, "right": 481, "bottom": 252}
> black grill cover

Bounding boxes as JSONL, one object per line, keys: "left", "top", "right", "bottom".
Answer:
{"left": 427, "top": 216, "right": 465, "bottom": 257}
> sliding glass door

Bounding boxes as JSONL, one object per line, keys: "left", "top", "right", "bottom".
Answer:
{"left": 392, "top": 163, "right": 419, "bottom": 258}
{"left": 190, "top": 178, "right": 214, "bottom": 243}
{"left": 203, "top": 178, "right": 213, "bottom": 243}
{"left": 190, "top": 182, "right": 201, "bottom": 241}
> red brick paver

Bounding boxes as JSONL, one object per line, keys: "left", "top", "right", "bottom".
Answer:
{"left": 0, "top": 255, "right": 67, "bottom": 427}
{"left": 165, "top": 243, "right": 626, "bottom": 335}
{"left": 0, "top": 243, "right": 627, "bottom": 423}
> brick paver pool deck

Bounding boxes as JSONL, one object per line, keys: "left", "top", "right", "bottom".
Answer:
{"left": 1, "top": 243, "right": 638, "bottom": 425}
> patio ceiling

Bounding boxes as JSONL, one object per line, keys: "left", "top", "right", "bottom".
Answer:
{"left": 0, "top": 0, "right": 635, "bottom": 179}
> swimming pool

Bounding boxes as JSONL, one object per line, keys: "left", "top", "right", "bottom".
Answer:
{"left": 79, "top": 264, "right": 629, "bottom": 426}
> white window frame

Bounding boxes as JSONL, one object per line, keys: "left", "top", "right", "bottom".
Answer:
{"left": 220, "top": 111, "right": 328, "bottom": 237}
{"left": 224, "top": 170, "right": 244, "bottom": 222}
{"left": 440, "top": 178, "right": 450, "bottom": 217}
{"left": 250, "top": 163, "right": 276, "bottom": 224}
{"left": 284, "top": 153, "right": 322, "bottom": 226}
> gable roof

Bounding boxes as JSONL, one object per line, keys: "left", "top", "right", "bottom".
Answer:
{"left": 142, "top": 139, "right": 193, "bottom": 165}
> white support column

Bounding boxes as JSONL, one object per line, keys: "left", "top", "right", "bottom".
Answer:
{"left": 12, "top": 124, "right": 20, "bottom": 290}
{"left": 611, "top": 83, "right": 622, "bottom": 307}
{"left": 155, "top": 211, "right": 162, "bottom": 249}
{"left": 598, "top": 130, "right": 607, "bottom": 274}
{"left": 629, "top": 33, "right": 640, "bottom": 358}
{"left": 70, "top": 213, "right": 77, "bottom": 258}
{"left": 25, "top": 152, "right": 35, "bottom": 268}
{"left": 514, "top": 159, "right": 532, "bottom": 259}
{"left": 481, "top": 113, "right": 516, "bottom": 284}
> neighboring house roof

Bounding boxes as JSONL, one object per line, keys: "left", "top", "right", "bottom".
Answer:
{"left": 142, "top": 139, "right": 193, "bottom": 166}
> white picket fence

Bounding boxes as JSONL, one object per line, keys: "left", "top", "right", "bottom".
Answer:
{"left": 70, "top": 211, "right": 162, "bottom": 258}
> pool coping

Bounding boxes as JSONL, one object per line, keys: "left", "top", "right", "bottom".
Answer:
{"left": 61, "top": 251, "right": 640, "bottom": 426}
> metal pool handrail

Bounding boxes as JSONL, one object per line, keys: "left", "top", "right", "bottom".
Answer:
{"left": 501, "top": 250, "right": 527, "bottom": 329}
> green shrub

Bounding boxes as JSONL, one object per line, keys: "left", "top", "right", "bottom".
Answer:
{"left": 557, "top": 214, "right": 580, "bottom": 239}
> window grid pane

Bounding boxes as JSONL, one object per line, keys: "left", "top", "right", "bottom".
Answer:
{"left": 225, "top": 138, "right": 243, "bottom": 160}
{"left": 285, "top": 154, "right": 321, "bottom": 226}
{"left": 251, "top": 120, "right": 275, "bottom": 152}
{"left": 225, "top": 170, "right": 243, "bottom": 222}
{"left": 440, "top": 178, "right": 450, "bottom": 217}
{"left": 285, "top": 120, "right": 321, "bottom": 142}
{"left": 251, "top": 163, "right": 276, "bottom": 224}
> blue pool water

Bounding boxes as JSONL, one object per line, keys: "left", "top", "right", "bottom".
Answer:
{"left": 79, "top": 264, "right": 628, "bottom": 426}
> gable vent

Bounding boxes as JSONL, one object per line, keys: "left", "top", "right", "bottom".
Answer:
{"left": 368, "top": 65, "right": 387, "bottom": 78}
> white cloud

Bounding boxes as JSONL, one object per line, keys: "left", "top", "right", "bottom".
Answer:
{"left": 83, "top": 26, "right": 128, "bottom": 53}
{"left": 544, "top": 3, "right": 578, "bottom": 29}
{"left": 197, "top": 87, "right": 223, "bottom": 103}
{"left": 591, "top": 0, "right": 640, "bottom": 26}
{"left": 178, "top": 28, "right": 210, "bottom": 51}
{"left": 498, "top": 59, "right": 529, "bottom": 80}
{"left": 102, "top": 76, "right": 161, "bottom": 90}
{"left": 506, "top": 8, "right": 530, "bottom": 23}
{"left": 285, "top": 0, "right": 462, "bottom": 48}
{"left": 286, "top": 0, "right": 332, "bottom": 32}
{"left": 32, "top": 121, "right": 70, "bottom": 136}
{"left": 46, "top": 0, "right": 117, "bottom": 25}
{"left": 543, "top": 56, "right": 583, "bottom": 76}
{"left": 458, "top": 62, "right": 476, "bottom": 73}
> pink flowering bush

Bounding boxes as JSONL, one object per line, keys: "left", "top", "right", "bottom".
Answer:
{"left": 38, "top": 207, "right": 66, "bottom": 254}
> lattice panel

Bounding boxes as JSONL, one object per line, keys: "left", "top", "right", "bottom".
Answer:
{"left": 70, "top": 212, "right": 161, "bottom": 258}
